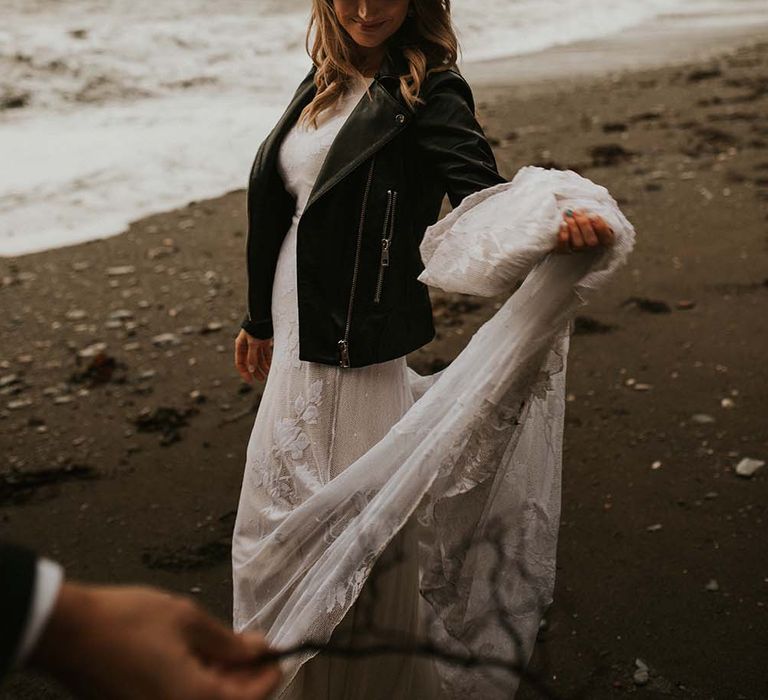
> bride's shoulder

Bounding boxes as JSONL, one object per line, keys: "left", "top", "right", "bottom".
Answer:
{"left": 418, "top": 65, "right": 476, "bottom": 112}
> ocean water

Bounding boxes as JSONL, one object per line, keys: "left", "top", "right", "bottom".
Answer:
{"left": 0, "top": 0, "right": 765, "bottom": 255}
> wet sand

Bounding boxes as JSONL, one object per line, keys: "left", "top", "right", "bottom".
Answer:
{"left": 2, "top": 29, "right": 767, "bottom": 700}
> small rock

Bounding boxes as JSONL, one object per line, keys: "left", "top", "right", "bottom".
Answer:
{"left": 675, "top": 299, "right": 696, "bottom": 310}
{"left": 720, "top": 397, "right": 735, "bottom": 409}
{"left": 108, "top": 309, "right": 134, "bottom": 320}
{"left": 53, "top": 395, "right": 75, "bottom": 405}
{"left": 651, "top": 460, "right": 662, "bottom": 470}
{"left": 692, "top": 413, "right": 715, "bottom": 424}
{"left": 0, "top": 374, "right": 20, "bottom": 389}
{"left": 189, "top": 390, "right": 206, "bottom": 404}
{"left": 646, "top": 523, "right": 663, "bottom": 532}
{"left": 633, "top": 383, "right": 652, "bottom": 391}
{"left": 106, "top": 265, "right": 136, "bottom": 276}
{"left": 734, "top": 457, "right": 764, "bottom": 478}
{"left": 7, "top": 399, "right": 32, "bottom": 410}
{"left": 147, "top": 245, "right": 176, "bottom": 260}
{"left": 151, "top": 333, "right": 181, "bottom": 348}
{"left": 77, "top": 342, "right": 108, "bottom": 359}
{"left": 633, "top": 658, "right": 649, "bottom": 686}
{"left": 705, "top": 578, "right": 720, "bottom": 591}
{"left": 201, "top": 321, "right": 223, "bottom": 334}
{"left": 65, "top": 309, "right": 88, "bottom": 321}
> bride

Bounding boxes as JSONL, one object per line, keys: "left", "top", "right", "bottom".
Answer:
{"left": 231, "top": 1, "right": 633, "bottom": 698}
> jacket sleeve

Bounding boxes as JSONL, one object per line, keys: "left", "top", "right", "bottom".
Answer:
{"left": 241, "top": 136, "right": 276, "bottom": 340}
{"left": 412, "top": 70, "right": 508, "bottom": 209}
{"left": 0, "top": 542, "right": 37, "bottom": 680}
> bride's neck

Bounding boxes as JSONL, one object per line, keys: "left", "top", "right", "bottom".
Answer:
{"left": 353, "top": 44, "right": 387, "bottom": 78}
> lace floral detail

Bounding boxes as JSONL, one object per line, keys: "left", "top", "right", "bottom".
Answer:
{"left": 286, "top": 320, "right": 302, "bottom": 369}
{"left": 251, "top": 379, "right": 325, "bottom": 511}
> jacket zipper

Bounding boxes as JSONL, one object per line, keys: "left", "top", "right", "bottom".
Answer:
{"left": 338, "top": 155, "right": 376, "bottom": 367}
{"left": 373, "top": 188, "right": 397, "bottom": 304}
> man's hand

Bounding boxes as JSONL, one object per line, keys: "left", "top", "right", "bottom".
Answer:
{"left": 235, "top": 330, "right": 273, "bottom": 383}
{"left": 553, "top": 207, "right": 615, "bottom": 254}
{"left": 29, "top": 582, "right": 282, "bottom": 700}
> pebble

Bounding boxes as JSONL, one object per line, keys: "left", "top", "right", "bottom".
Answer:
{"left": 123, "top": 342, "right": 141, "bottom": 352}
{"left": 78, "top": 342, "right": 107, "bottom": 359}
{"left": 651, "top": 460, "right": 662, "bottom": 470}
{"left": 151, "top": 333, "right": 181, "bottom": 347}
{"left": 646, "top": 523, "right": 663, "bottom": 532}
{"left": 65, "top": 309, "right": 88, "bottom": 321}
{"left": 7, "top": 399, "right": 32, "bottom": 410}
{"left": 720, "top": 397, "right": 735, "bottom": 409}
{"left": 0, "top": 374, "right": 19, "bottom": 389}
{"left": 53, "top": 395, "right": 75, "bottom": 405}
{"left": 705, "top": 578, "right": 720, "bottom": 591}
{"left": 108, "top": 309, "right": 134, "bottom": 320}
{"left": 634, "top": 383, "right": 652, "bottom": 391}
{"left": 692, "top": 413, "right": 715, "bottom": 424}
{"left": 633, "top": 658, "right": 649, "bottom": 686}
{"left": 106, "top": 265, "right": 136, "bottom": 276}
{"left": 734, "top": 457, "right": 764, "bottom": 478}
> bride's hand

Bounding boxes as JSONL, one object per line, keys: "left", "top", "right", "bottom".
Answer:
{"left": 235, "top": 330, "right": 273, "bottom": 383}
{"left": 553, "top": 207, "right": 615, "bottom": 254}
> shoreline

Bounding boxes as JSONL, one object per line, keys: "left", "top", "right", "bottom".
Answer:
{"left": 3, "top": 14, "right": 768, "bottom": 261}
{"left": 462, "top": 9, "right": 768, "bottom": 94}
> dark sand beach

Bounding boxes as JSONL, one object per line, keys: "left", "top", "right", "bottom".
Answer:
{"left": 2, "top": 27, "right": 767, "bottom": 700}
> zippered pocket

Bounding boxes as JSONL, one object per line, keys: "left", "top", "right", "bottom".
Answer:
{"left": 373, "top": 189, "right": 398, "bottom": 304}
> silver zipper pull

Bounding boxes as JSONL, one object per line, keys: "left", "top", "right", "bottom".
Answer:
{"left": 337, "top": 339, "right": 350, "bottom": 367}
{"left": 381, "top": 238, "right": 390, "bottom": 266}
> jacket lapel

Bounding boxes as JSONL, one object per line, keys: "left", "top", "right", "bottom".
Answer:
{"left": 255, "top": 45, "right": 411, "bottom": 213}
{"left": 304, "top": 81, "right": 409, "bottom": 212}
{"left": 304, "top": 46, "right": 411, "bottom": 212}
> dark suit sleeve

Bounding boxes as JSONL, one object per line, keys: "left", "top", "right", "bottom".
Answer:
{"left": 0, "top": 542, "right": 37, "bottom": 680}
{"left": 412, "top": 70, "right": 508, "bottom": 208}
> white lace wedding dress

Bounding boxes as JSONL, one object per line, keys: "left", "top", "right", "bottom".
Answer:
{"left": 232, "top": 77, "right": 636, "bottom": 699}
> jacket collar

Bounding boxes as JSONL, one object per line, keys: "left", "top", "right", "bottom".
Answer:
{"left": 257, "top": 42, "right": 412, "bottom": 215}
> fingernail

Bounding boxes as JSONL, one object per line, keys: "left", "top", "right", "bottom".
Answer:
{"left": 248, "top": 365, "right": 255, "bottom": 373}
{"left": 564, "top": 208, "right": 574, "bottom": 217}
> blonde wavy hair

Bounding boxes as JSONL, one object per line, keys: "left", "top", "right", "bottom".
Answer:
{"left": 299, "top": 0, "right": 460, "bottom": 129}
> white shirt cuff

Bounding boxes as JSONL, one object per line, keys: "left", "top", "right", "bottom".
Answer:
{"left": 14, "top": 557, "right": 64, "bottom": 666}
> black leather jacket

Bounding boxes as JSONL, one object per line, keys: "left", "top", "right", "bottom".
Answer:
{"left": 241, "top": 43, "right": 507, "bottom": 368}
